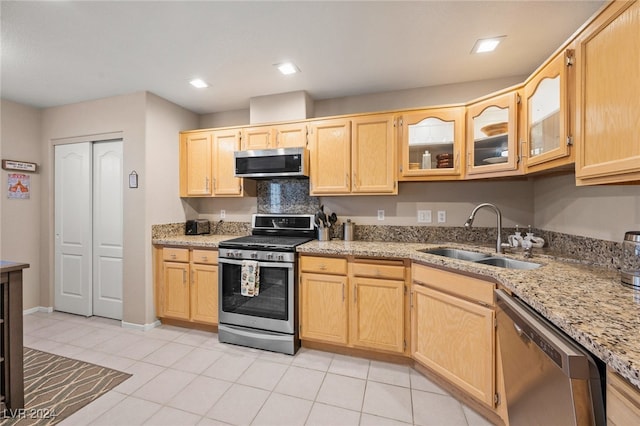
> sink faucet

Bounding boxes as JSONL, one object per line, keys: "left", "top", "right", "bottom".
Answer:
{"left": 464, "top": 203, "right": 511, "bottom": 254}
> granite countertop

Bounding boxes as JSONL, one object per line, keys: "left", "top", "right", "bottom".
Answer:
{"left": 153, "top": 235, "right": 640, "bottom": 389}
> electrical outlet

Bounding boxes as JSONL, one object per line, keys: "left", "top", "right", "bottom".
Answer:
{"left": 220, "top": 210, "right": 226, "bottom": 219}
{"left": 437, "top": 210, "right": 446, "bottom": 223}
{"left": 377, "top": 210, "right": 385, "bottom": 221}
{"left": 417, "top": 210, "right": 432, "bottom": 223}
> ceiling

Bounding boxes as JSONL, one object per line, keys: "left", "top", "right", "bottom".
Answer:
{"left": 1, "top": 1, "right": 606, "bottom": 115}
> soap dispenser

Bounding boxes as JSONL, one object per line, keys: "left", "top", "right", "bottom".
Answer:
{"left": 508, "top": 225, "right": 524, "bottom": 248}
{"left": 524, "top": 225, "right": 545, "bottom": 248}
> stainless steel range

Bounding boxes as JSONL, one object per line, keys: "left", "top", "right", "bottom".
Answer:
{"left": 218, "top": 214, "right": 315, "bottom": 355}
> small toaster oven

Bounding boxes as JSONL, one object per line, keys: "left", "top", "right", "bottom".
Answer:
{"left": 185, "top": 219, "right": 210, "bottom": 235}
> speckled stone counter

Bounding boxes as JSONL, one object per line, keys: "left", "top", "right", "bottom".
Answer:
{"left": 151, "top": 233, "right": 640, "bottom": 390}
{"left": 152, "top": 234, "right": 237, "bottom": 248}
{"left": 297, "top": 240, "right": 640, "bottom": 390}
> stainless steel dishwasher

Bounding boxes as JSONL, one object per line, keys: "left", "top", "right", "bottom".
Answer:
{"left": 495, "top": 289, "right": 605, "bottom": 426}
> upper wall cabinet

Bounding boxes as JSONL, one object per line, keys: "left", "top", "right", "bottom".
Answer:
{"left": 398, "top": 107, "right": 465, "bottom": 181}
{"left": 180, "top": 129, "right": 253, "bottom": 198}
{"left": 309, "top": 114, "right": 397, "bottom": 196}
{"left": 180, "top": 132, "right": 212, "bottom": 196}
{"left": 574, "top": 0, "right": 640, "bottom": 185}
{"left": 523, "top": 49, "right": 575, "bottom": 173}
{"left": 351, "top": 114, "right": 397, "bottom": 194}
{"left": 241, "top": 123, "right": 308, "bottom": 150}
{"left": 309, "top": 118, "right": 352, "bottom": 195}
{"left": 465, "top": 89, "right": 522, "bottom": 179}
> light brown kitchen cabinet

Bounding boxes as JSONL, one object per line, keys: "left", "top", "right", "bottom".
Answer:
{"left": 524, "top": 49, "right": 575, "bottom": 173}
{"left": 156, "top": 247, "right": 218, "bottom": 326}
{"left": 411, "top": 263, "right": 496, "bottom": 407}
{"left": 351, "top": 114, "right": 397, "bottom": 194}
{"left": 349, "top": 259, "right": 406, "bottom": 354}
{"left": 179, "top": 132, "right": 212, "bottom": 196}
{"left": 274, "top": 123, "right": 308, "bottom": 148}
{"left": 607, "top": 368, "right": 640, "bottom": 425}
{"left": 212, "top": 129, "right": 245, "bottom": 197}
{"left": 180, "top": 129, "right": 252, "bottom": 198}
{"left": 241, "top": 125, "right": 273, "bottom": 150}
{"left": 299, "top": 255, "right": 408, "bottom": 355}
{"left": 309, "top": 115, "right": 397, "bottom": 195}
{"left": 190, "top": 249, "right": 218, "bottom": 324}
{"left": 241, "top": 123, "right": 307, "bottom": 150}
{"left": 399, "top": 106, "right": 465, "bottom": 180}
{"left": 309, "top": 118, "right": 352, "bottom": 195}
{"left": 299, "top": 256, "right": 349, "bottom": 344}
{"left": 574, "top": 0, "right": 640, "bottom": 185}
{"left": 466, "top": 89, "right": 522, "bottom": 178}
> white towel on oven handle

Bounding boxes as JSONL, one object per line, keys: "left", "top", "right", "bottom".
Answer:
{"left": 240, "top": 260, "right": 260, "bottom": 297}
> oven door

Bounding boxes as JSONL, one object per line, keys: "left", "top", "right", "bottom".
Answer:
{"left": 218, "top": 257, "right": 295, "bottom": 334}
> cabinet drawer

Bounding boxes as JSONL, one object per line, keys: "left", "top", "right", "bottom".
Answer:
{"left": 163, "top": 247, "right": 189, "bottom": 263}
{"left": 351, "top": 261, "right": 405, "bottom": 280}
{"left": 192, "top": 249, "right": 218, "bottom": 265}
{"left": 607, "top": 368, "right": 640, "bottom": 424}
{"left": 300, "top": 256, "right": 347, "bottom": 275}
{"left": 412, "top": 263, "right": 495, "bottom": 306}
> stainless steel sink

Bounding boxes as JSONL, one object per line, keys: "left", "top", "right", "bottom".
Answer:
{"left": 420, "top": 247, "right": 491, "bottom": 262}
{"left": 474, "top": 257, "right": 541, "bottom": 270}
{"left": 419, "top": 247, "right": 541, "bottom": 270}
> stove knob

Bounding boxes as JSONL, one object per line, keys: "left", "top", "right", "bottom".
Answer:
{"left": 277, "top": 254, "right": 285, "bottom": 261}
{"left": 266, "top": 253, "right": 274, "bottom": 260}
{"left": 234, "top": 250, "right": 242, "bottom": 258}
{"left": 251, "top": 252, "right": 258, "bottom": 259}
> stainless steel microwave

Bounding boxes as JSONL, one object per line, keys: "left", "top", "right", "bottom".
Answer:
{"left": 234, "top": 147, "right": 309, "bottom": 178}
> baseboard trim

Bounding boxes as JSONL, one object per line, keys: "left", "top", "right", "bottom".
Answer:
{"left": 121, "top": 319, "right": 161, "bottom": 332}
{"left": 23, "top": 306, "right": 54, "bottom": 315}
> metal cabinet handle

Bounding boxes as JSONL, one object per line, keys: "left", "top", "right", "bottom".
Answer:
{"left": 353, "top": 284, "right": 357, "bottom": 303}
{"left": 319, "top": 264, "right": 326, "bottom": 270}
{"left": 183, "top": 270, "right": 186, "bottom": 284}
{"left": 171, "top": 254, "right": 177, "bottom": 259}
{"left": 342, "top": 283, "right": 345, "bottom": 302}
{"left": 205, "top": 177, "right": 209, "bottom": 191}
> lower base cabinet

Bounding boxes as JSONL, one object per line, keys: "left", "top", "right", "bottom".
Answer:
{"left": 411, "top": 263, "right": 496, "bottom": 407}
{"left": 299, "top": 255, "right": 408, "bottom": 355}
{"left": 607, "top": 368, "right": 640, "bottom": 425}
{"left": 156, "top": 246, "right": 218, "bottom": 325}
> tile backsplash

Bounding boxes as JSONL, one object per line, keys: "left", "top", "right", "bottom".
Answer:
{"left": 256, "top": 178, "right": 319, "bottom": 214}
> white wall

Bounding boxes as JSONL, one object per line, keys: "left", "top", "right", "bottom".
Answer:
{"left": 0, "top": 99, "right": 42, "bottom": 310}
{"left": 198, "top": 76, "right": 527, "bottom": 129}
{"left": 41, "top": 93, "right": 149, "bottom": 324}
{"left": 534, "top": 173, "right": 640, "bottom": 242}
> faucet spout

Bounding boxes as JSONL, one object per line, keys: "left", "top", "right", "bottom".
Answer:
{"left": 465, "top": 203, "right": 506, "bottom": 254}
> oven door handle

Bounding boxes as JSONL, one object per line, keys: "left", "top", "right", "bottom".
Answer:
{"left": 218, "top": 257, "right": 294, "bottom": 270}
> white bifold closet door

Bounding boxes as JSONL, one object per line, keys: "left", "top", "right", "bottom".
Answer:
{"left": 54, "top": 140, "right": 123, "bottom": 319}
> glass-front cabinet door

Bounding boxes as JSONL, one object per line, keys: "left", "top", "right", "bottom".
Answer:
{"left": 399, "top": 107, "right": 464, "bottom": 180}
{"left": 466, "top": 90, "right": 520, "bottom": 178}
{"left": 524, "top": 49, "right": 573, "bottom": 172}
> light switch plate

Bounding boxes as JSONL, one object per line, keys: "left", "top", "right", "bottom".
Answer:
{"left": 437, "top": 210, "right": 446, "bottom": 223}
{"left": 377, "top": 210, "right": 385, "bottom": 220}
{"left": 418, "top": 210, "right": 432, "bottom": 223}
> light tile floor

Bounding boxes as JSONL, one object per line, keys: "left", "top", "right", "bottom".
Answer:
{"left": 23, "top": 311, "right": 494, "bottom": 426}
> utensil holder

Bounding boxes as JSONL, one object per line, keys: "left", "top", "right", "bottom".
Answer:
{"left": 317, "top": 227, "right": 330, "bottom": 241}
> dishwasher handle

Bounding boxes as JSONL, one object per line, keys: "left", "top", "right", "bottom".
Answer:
{"left": 495, "top": 289, "right": 591, "bottom": 379}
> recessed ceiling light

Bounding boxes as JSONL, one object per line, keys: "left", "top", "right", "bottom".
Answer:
{"left": 189, "top": 78, "right": 209, "bottom": 88}
{"left": 471, "top": 36, "right": 506, "bottom": 54}
{"left": 275, "top": 62, "right": 300, "bottom": 75}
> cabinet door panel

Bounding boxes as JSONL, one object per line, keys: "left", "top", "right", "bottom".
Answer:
{"left": 351, "top": 115, "right": 396, "bottom": 194}
{"left": 191, "top": 263, "right": 218, "bottom": 324}
{"left": 163, "top": 262, "right": 190, "bottom": 320}
{"left": 412, "top": 284, "right": 495, "bottom": 406}
{"left": 300, "top": 273, "right": 348, "bottom": 344}
{"left": 180, "top": 133, "right": 212, "bottom": 196}
{"left": 276, "top": 123, "right": 307, "bottom": 148}
{"left": 524, "top": 50, "right": 573, "bottom": 171}
{"left": 575, "top": 0, "right": 640, "bottom": 184}
{"left": 351, "top": 277, "right": 404, "bottom": 353}
{"left": 466, "top": 91, "right": 521, "bottom": 178}
{"left": 213, "top": 129, "right": 243, "bottom": 196}
{"left": 309, "top": 119, "right": 351, "bottom": 195}
{"left": 242, "top": 126, "right": 272, "bottom": 150}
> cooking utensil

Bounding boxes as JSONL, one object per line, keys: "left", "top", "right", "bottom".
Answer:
{"left": 329, "top": 212, "right": 337, "bottom": 227}
{"left": 317, "top": 205, "right": 328, "bottom": 228}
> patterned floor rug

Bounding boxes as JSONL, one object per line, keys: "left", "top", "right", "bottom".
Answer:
{"left": 1, "top": 348, "right": 131, "bottom": 426}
